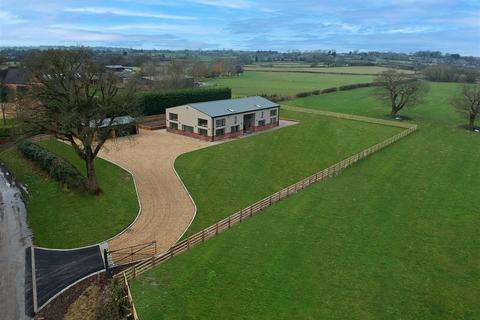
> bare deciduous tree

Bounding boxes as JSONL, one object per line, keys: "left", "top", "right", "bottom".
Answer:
{"left": 373, "top": 70, "right": 428, "bottom": 117}
{"left": 0, "top": 85, "right": 10, "bottom": 125}
{"left": 19, "top": 49, "right": 139, "bottom": 194}
{"left": 452, "top": 83, "right": 480, "bottom": 131}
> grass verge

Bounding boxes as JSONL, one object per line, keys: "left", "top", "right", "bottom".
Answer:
{"left": 0, "top": 140, "right": 139, "bottom": 248}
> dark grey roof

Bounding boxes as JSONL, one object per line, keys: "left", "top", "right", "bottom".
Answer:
{"left": 0, "top": 67, "right": 26, "bottom": 85}
{"left": 90, "top": 116, "right": 136, "bottom": 128}
{"left": 189, "top": 96, "right": 279, "bottom": 118}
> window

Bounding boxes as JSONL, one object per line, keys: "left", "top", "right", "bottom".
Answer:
{"left": 216, "top": 118, "right": 226, "bottom": 127}
{"left": 258, "top": 120, "right": 266, "bottom": 127}
{"left": 261, "top": 111, "right": 264, "bottom": 119}
{"left": 270, "top": 109, "right": 277, "bottom": 116}
{"left": 198, "top": 128, "right": 208, "bottom": 136}
{"left": 231, "top": 125, "right": 240, "bottom": 133}
{"left": 198, "top": 118, "right": 208, "bottom": 127}
{"left": 182, "top": 125, "right": 193, "bottom": 133}
{"left": 234, "top": 116, "right": 237, "bottom": 124}
{"left": 215, "top": 128, "right": 225, "bottom": 136}
{"left": 170, "top": 122, "right": 178, "bottom": 130}
{"left": 169, "top": 113, "right": 178, "bottom": 121}
{"left": 270, "top": 117, "right": 277, "bottom": 124}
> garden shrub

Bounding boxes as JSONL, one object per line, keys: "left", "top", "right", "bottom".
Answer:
{"left": 19, "top": 141, "right": 86, "bottom": 191}
{"left": 139, "top": 87, "right": 232, "bottom": 116}
{"left": 0, "top": 126, "right": 12, "bottom": 137}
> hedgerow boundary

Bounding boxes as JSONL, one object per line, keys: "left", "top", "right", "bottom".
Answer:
{"left": 116, "top": 108, "right": 417, "bottom": 282}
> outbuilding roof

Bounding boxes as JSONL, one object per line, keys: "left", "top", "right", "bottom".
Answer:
{"left": 90, "top": 116, "right": 136, "bottom": 128}
{"left": 189, "top": 96, "right": 279, "bottom": 118}
{"left": 0, "top": 67, "right": 26, "bottom": 85}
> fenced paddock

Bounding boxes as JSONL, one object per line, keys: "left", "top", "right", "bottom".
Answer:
{"left": 117, "top": 110, "right": 417, "bottom": 281}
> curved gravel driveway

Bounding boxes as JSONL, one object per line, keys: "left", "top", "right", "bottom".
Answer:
{"left": 100, "top": 130, "right": 205, "bottom": 261}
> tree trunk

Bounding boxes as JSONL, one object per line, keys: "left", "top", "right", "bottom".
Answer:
{"left": 390, "top": 107, "right": 398, "bottom": 117}
{"left": 85, "top": 154, "right": 101, "bottom": 194}
{"left": 1, "top": 104, "right": 5, "bottom": 126}
{"left": 469, "top": 113, "right": 476, "bottom": 131}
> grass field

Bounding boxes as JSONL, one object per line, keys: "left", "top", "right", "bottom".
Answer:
{"left": 0, "top": 140, "right": 138, "bottom": 248}
{"left": 244, "top": 65, "right": 415, "bottom": 75}
{"left": 208, "top": 71, "right": 375, "bottom": 96}
{"left": 177, "top": 110, "right": 402, "bottom": 238}
{"left": 130, "top": 82, "right": 480, "bottom": 319}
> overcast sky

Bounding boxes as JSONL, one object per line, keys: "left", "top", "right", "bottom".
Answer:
{"left": 1, "top": 0, "right": 479, "bottom": 55}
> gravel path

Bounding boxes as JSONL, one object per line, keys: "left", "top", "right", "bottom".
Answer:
{"left": 100, "top": 130, "right": 205, "bottom": 260}
{"left": 0, "top": 165, "right": 32, "bottom": 320}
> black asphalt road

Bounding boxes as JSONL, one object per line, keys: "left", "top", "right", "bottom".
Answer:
{"left": 0, "top": 165, "right": 32, "bottom": 320}
{"left": 34, "top": 245, "right": 105, "bottom": 309}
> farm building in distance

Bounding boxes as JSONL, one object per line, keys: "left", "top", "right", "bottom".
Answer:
{"left": 166, "top": 96, "right": 280, "bottom": 141}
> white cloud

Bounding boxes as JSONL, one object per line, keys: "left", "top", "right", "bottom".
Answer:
{"left": 190, "top": 0, "right": 253, "bottom": 9}
{"left": 383, "top": 26, "right": 432, "bottom": 34}
{"left": 64, "top": 6, "right": 196, "bottom": 20}
{"left": 107, "top": 23, "right": 218, "bottom": 35}
{"left": 0, "top": 10, "right": 28, "bottom": 24}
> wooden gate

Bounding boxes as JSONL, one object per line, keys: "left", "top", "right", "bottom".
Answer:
{"left": 108, "top": 241, "right": 157, "bottom": 265}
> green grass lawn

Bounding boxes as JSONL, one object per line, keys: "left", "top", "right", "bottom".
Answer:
{"left": 177, "top": 110, "right": 402, "bottom": 238}
{"left": 208, "top": 71, "right": 375, "bottom": 96}
{"left": 0, "top": 140, "right": 138, "bottom": 248}
{"left": 130, "top": 82, "right": 479, "bottom": 319}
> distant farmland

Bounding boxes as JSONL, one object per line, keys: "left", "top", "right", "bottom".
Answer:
{"left": 244, "top": 65, "right": 415, "bottom": 75}
{"left": 208, "top": 71, "right": 375, "bottom": 96}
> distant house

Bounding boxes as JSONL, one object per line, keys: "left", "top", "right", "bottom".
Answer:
{"left": 105, "top": 65, "right": 131, "bottom": 72}
{"left": 166, "top": 96, "right": 280, "bottom": 141}
{"left": 105, "top": 65, "right": 135, "bottom": 86}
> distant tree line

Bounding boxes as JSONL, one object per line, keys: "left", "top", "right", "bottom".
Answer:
{"left": 423, "top": 65, "right": 478, "bottom": 83}
{"left": 2, "top": 47, "right": 479, "bottom": 69}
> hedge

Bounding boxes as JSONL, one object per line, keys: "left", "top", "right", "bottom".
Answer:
{"left": 0, "top": 126, "right": 13, "bottom": 137}
{"left": 320, "top": 87, "right": 338, "bottom": 94}
{"left": 338, "top": 82, "right": 374, "bottom": 91}
{"left": 19, "top": 141, "right": 87, "bottom": 191}
{"left": 139, "top": 87, "right": 232, "bottom": 116}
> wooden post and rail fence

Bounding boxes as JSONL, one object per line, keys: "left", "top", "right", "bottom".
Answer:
{"left": 123, "top": 272, "right": 139, "bottom": 320}
{"left": 116, "top": 110, "right": 417, "bottom": 281}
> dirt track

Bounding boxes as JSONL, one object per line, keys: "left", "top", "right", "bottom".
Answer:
{"left": 101, "top": 130, "right": 205, "bottom": 257}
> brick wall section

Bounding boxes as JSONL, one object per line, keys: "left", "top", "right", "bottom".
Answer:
{"left": 167, "top": 128, "right": 213, "bottom": 141}
{"left": 212, "top": 130, "right": 243, "bottom": 141}
{"left": 252, "top": 122, "right": 279, "bottom": 132}
{"left": 167, "top": 122, "right": 279, "bottom": 142}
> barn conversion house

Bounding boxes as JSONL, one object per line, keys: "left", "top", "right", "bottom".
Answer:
{"left": 166, "top": 96, "right": 280, "bottom": 141}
